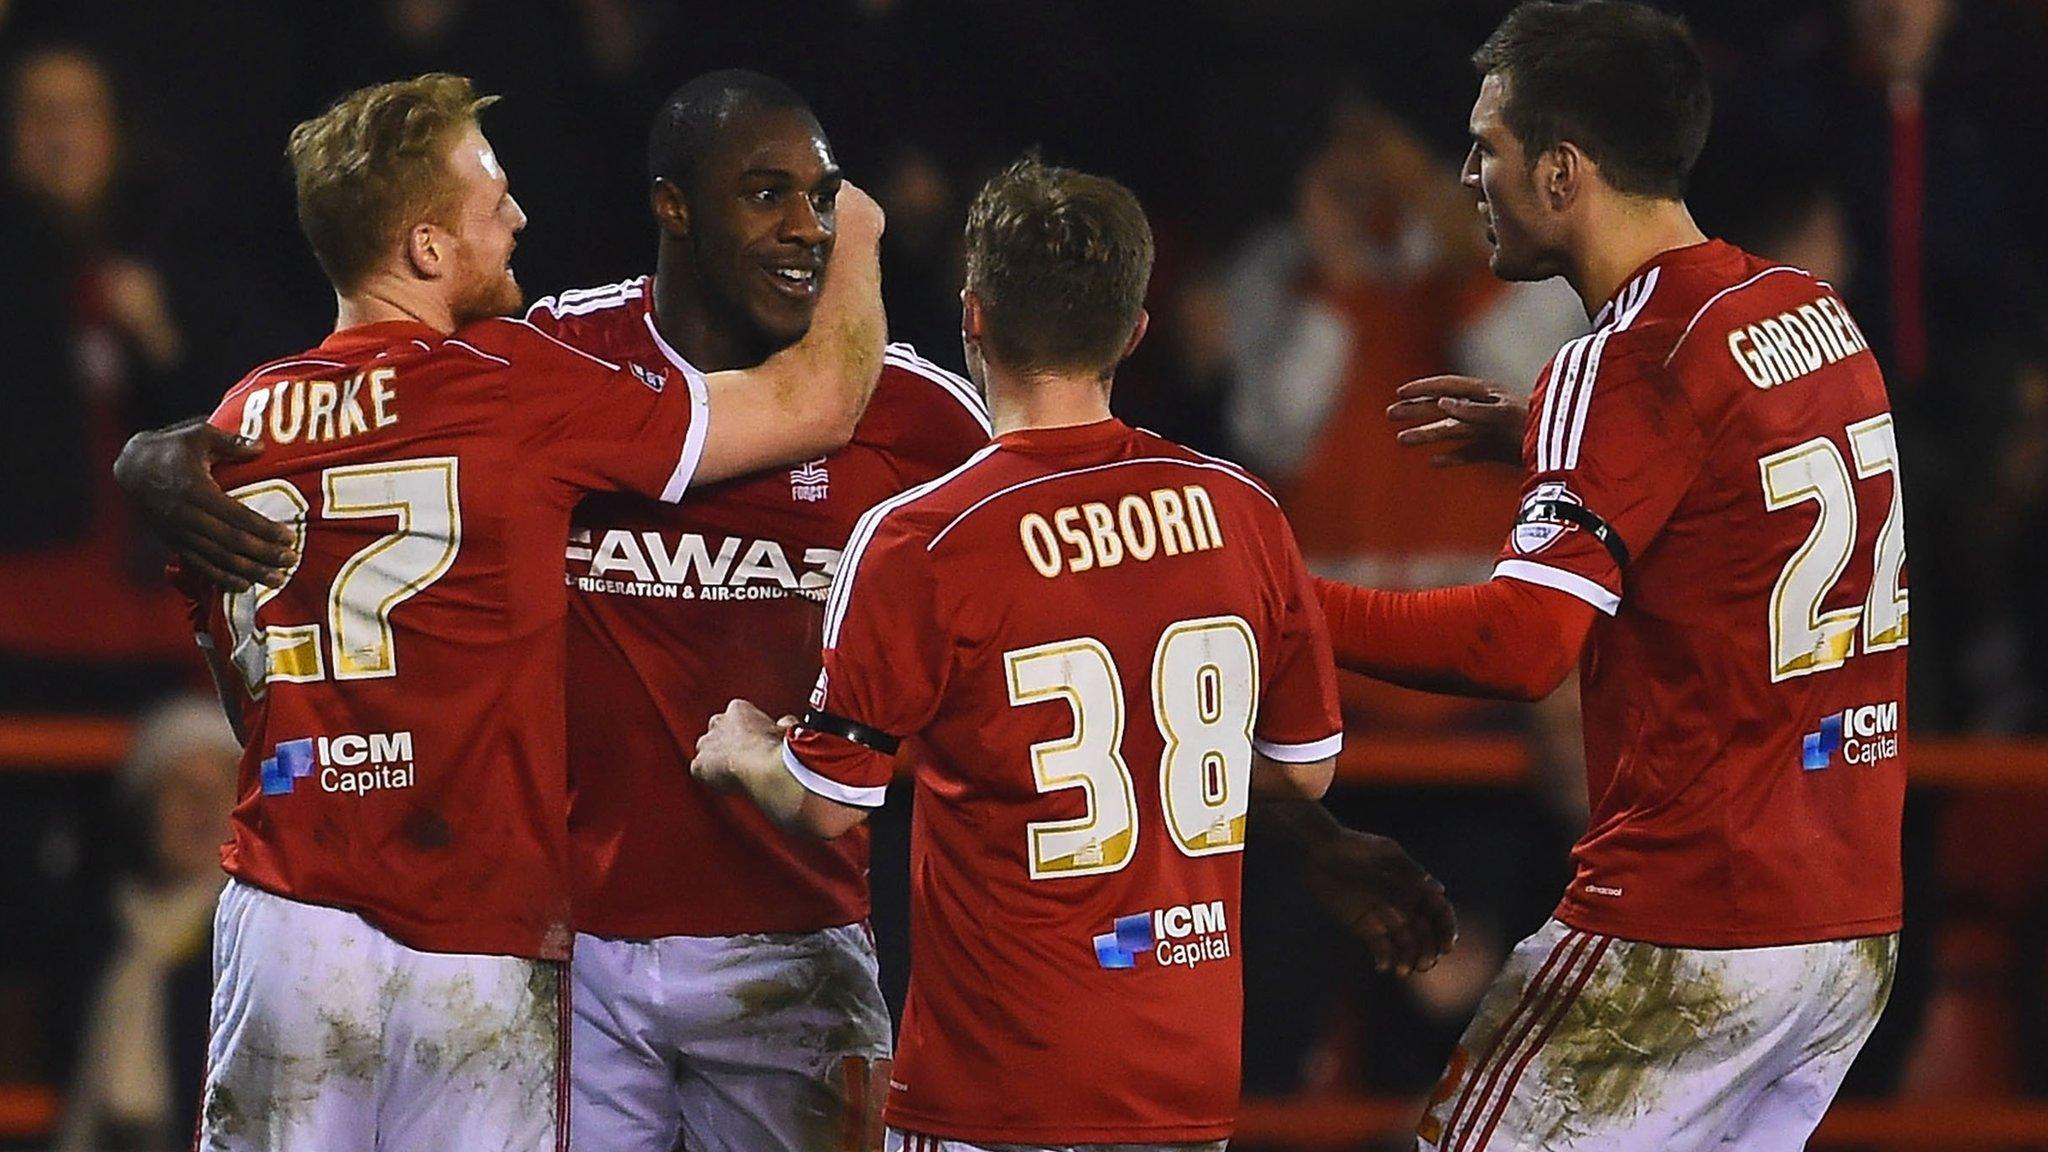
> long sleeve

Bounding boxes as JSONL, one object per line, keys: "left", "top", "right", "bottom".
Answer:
{"left": 1313, "top": 574, "right": 1594, "bottom": 702}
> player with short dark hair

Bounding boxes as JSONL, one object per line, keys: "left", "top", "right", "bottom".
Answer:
{"left": 157, "top": 73, "right": 887, "bottom": 1152}
{"left": 532, "top": 73, "right": 991, "bottom": 1152}
{"left": 1313, "top": 4, "right": 1907, "bottom": 1148}
{"left": 691, "top": 156, "right": 1454, "bottom": 1152}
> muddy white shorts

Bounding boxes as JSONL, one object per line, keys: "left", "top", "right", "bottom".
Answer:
{"left": 1417, "top": 918, "right": 1897, "bottom": 1152}
{"left": 885, "top": 1133, "right": 1227, "bottom": 1152}
{"left": 198, "top": 878, "right": 567, "bottom": 1152}
{"left": 571, "top": 922, "right": 893, "bottom": 1152}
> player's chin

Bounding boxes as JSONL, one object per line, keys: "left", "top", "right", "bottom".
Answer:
{"left": 1486, "top": 245, "right": 1545, "bottom": 284}
{"left": 750, "top": 297, "right": 816, "bottom": 350}
{"left": 461, "top": 274, "right": 526, "bottom": 324}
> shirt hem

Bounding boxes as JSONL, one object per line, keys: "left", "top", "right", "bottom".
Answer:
{"left": 1554, "top": 900, "right": 1902, "bottom": 949}
{"left": 883, "top": 1109, "right": 1233, "bottom": 1145}
{"left": 221, "top": 869, "right": 570, "bottom": 960}
{"left": 573, "top": 912, "right": 870, "bottom": 943}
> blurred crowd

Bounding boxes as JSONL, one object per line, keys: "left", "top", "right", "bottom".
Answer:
{"left": 1, "top": 0, "right": 2044, "bottom": 1146}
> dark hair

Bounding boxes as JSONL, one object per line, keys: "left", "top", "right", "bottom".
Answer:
{"left": 963, "top": 156, "right": 1153, "bottom": 377}
{"left": 1472, "top": 0, "right": 1711, "bottom": 200}
{"left": 647, "top": 69, "right": 815, "bottom": 193}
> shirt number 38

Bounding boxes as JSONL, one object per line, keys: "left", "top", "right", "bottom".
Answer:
{"left": 1004, "top": 615, "right": 1258, "bottom": 880}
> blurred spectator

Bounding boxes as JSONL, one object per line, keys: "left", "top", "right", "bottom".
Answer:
{"left": 54, "top": 695, "right": 235, "bottom": 1152}
{"left": 877, "top": 143, "right": 968, "bottom": 368}
{"left": 1221, "top": 94, "right": 1580, "bottom": 730}
{"left": 1113, "top": 262, "right": 1237, "bottom": 457}
{"left": 1221, "top": 93, "right": 1589, "bottom": 1098}
{"left": 1721, "top": 0, "right": 2045, "bottom": 731}
{"left": 0, "top": 44, "right": 213, "bottom": 707}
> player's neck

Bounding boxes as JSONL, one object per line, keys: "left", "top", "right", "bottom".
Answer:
{"left": 335, "top": 277, "right": 458, "bottom": 335}
{"left": 1568, "top": 198, "right": 1707, "bottom": 319}
{"left": 652, "top": 256, "right": 766, "bottom": 373}
{"left": 985, "top": 365, "right": 1115, "bottom": 436}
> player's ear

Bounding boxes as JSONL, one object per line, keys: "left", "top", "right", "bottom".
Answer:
{"left": 406, "top": 222, "right": 444, "bottom": 280}
{"left": 1118, "top": 309, "right": 1150, "bottom": 363}
{"left": 1544, "top": 142, "right": 1583, "bottom": 211}
{"left": 651, "top": 178, "right": 691, "bottom": 239}
{"left": 961, "top": 289, "right": 985, "bottom": 346}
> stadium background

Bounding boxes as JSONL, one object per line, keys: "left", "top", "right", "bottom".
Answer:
{"left": 1, "top": 0, "right": 2043, "bottom": 1147}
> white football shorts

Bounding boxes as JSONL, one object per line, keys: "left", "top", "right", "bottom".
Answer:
{"left": 572, "top": 922, "right": 893, "bottom": 1152}
{"left": 198, "top": 878, "right": 567, "bottom": 1152}
{"left": 1418, "top": 917, "right": 1897, "bottom": 1152}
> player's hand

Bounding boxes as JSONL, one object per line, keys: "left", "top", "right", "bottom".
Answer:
{"left": 1388, "top": 375, "right": 1526, "bottom": 468}
{"left": 113, "top": 418, "right": 296, "bottom": 591}
{"left": 833, "top": 181, "right": 885, "bottom": 249}
{"left": 690, "top": 699, "right": 784, "bottom": 793}
{"left": 1302, "top": 829, "right": 1457, "bottom": 977}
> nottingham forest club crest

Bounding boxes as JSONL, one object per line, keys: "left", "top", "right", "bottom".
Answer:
{"left": 790, "top": 458, "right": 829, "bottom": 503}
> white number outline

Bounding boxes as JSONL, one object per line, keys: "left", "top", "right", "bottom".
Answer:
{"left": 1759, "top": 415, "right": 1908, "bottom": 682}
{"left": 222, "top": 481, "right": 319, "bottom": 696}
{"left": 1847, "top": 415, "right": 1909, "bottom": 653}
{"left": 221, "top": 457, "right": 463, "bottom": 693}
{"left": 323, "top": 459, "right": 462, "bottom": 680}
{"left": 1007, "top": 616, "right": 1264, "bottom": 879}
{"left": 1007, "top": 638, "right": 1138, "bottom": 879}
{"left": 1155, "top": 616, "right": 1259, "bottom": 858}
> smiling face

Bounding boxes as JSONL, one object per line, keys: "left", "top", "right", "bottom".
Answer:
{"left": 676, "top": 104, "right": 839, "bottom": 354}
{"left": 1461, "top": 71, "right": 1570, "bottom": 284}
{"left": 437, "top": 123, "right": 527, "bottom": 324}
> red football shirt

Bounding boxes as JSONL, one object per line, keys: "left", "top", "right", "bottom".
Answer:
{"left": 523, "top": 279, "right": 992, "bottom": 936}
{"left": 193, "top": 317, "right": 702, "bottom": 960}
{"left": 1494, "top": 240, "right": 1907, "bottom": 948}
{"left": 786, "top": 419, "right": 1343, "bottom": 1145}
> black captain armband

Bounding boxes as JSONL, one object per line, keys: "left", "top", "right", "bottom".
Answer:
{"left": 1538, "top": 499, "right": 1631, "bottom": 570}
{"left": 800, "top": 710, "right": 901, "bottom": 756}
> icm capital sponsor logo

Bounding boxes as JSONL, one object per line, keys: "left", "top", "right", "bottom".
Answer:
{"left": 1802, "top": 701, "right": 1901, "bottom": 771}
{"left": 262, "top": 731, "right": 416, "bottom": 796}
{"left": 1092, "top": 900, "right": 1232, "bottom": 971}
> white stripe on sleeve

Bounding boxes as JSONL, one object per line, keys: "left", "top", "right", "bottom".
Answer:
{"left": 1493, "top": 558, "right": 1621, "bottom": 615}
{"left": 783, "top": 742, "right": 889, "bottom": 808}
{"left": 1254, "top": 732, "right": 1344, "bottom": 763}
{"left": 659, "top": 366, "right": 712, "bottom": 503}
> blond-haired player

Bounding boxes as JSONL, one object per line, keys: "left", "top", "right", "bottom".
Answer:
{"left": 181, "top": 74, "right": 886, "bottom": 1152}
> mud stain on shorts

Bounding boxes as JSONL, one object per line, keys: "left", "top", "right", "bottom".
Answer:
{"left": 1529, "top": 944, "right": 1744, "bottom": 1145}
{"left": 1853, "top": 934, "right": 1898, "bottom": 1019}
{"left": 410, "top": 961, "right": 561, "bottom": 1114}
{"left": 719, "top": 932, "right": 891, "bottom": 1151}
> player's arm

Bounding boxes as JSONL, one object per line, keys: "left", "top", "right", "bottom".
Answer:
{"left": 1343, "top": 347, "right": 1704, "bottom": 699}
{"left": 1315, "top": 575, "right": 1594, "bottom": 702}
{"left": 113, "top": 418, "right": 296, "bottom": 590}
{"left": 690, "top": 183, "right": 890, "bottom": 485}
{"left": 1253, "top": 513, "right": 1458, "bottom": 974}
{"left": 1251, "top": 791, "right": 1456, "bottom": 976}
{"left": 690, "top": 700, "right": 869, "bottom": 839}
{"left": 696, "top": 507, "right": 940, "bottom": 838}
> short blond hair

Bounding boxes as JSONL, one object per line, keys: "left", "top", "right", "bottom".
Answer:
{"left": 287, "top": 73, "right": 499, "bottom": 292}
